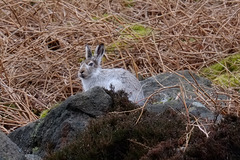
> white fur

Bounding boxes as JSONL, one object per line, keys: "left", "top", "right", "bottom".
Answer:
{"left": 79, "top": 44, "right": 145, "bottom": 104}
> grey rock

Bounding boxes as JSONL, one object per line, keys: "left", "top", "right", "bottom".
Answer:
{"left": 25, "top": 154, "right": 42, "bottom": 160}
{"left": 146, "top": 99, "right": 221, "bottom": 122}
{"left": 141, "top": 70, "right": 212, "bottom": 103}
{"left": 66, "top": 87, "right": 112, "bottom": 117}
{"left": 0, "top": 131, "right": 25, "bottom": 160}
{"left": 8, "top": 87, "right": 112, "bottom": 157}
{"left": 142, "top": 71, "right": 222, "bottom": 121}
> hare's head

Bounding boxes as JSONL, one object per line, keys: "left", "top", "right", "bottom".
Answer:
{"left": 78, "top": 44, "right": 105, "bottom": 79}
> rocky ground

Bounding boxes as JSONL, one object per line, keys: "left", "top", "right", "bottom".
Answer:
{"left": 1, "top": 71, "right": 239, "bottom": 160}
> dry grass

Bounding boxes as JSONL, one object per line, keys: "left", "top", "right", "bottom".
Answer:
{"left": 0, "top": 0, "right": 240, "bottom": 133}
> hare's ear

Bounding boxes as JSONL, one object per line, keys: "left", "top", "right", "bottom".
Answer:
{"left": 85, "top": 44, "right": 92, "bottom": 59}
{"left": 94, "top": 43, "right": 105, "bottom": 65}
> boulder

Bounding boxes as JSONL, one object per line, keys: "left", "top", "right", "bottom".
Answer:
{"left": 141, "top": 70, "right": 222, "bottom": 121}
{"left": 0, "top": 131, "right": 25, "bottom": 160}
{"left": 8, "top": 87, "right": 112, "bottom": 157}
{"left": 141, "top": 70, "right": 212, "bottom": 102}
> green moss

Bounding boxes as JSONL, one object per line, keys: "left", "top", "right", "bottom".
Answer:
{"left": 91, "top": 16, "right": 98, "bottom": 21}
{"left": 120, "top": 24, "right": 152, "bottom": 40}
{"left": 129, "top": 24, "right": 152, "bottom": 37}
{"left": 122, "top": 24, "right": 152, "bottom": 41}
{"left": 90, "top": 14, "right": 152, "bottom": 56}
{"left": 107, "top": 24, "right": 152, "bottom": 52}
{"left": 106, "top": 41, "right": 128, "bottom": 52}
{"left": 40, "top": 109, "right": 50, "bottom": 119}
{"left": 39, "top": 102, "right": 61, "bottom": 119}
{"left": 214, "top": 74, "right": 240, "bottom": 87}
{"left": 91, "top": 13, "right": 152, "bottom": 52}
{"left": 200, "top": 53, "right": 240, "bottom": 89}
{"left": 103, "top": 13, "right": 109, "bottom": 17}
{"left": 31, "top": 120, "right": 43, "bottom": 139}
{"left": 189, "top": 37, "right": 196, "bottom": 43}
{"left": 32, "top": 147, "right": 39, "bottom": 154}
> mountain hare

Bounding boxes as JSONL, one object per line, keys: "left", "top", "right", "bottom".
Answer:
{"left": 78, "top": 44, "right": 144, "bottom": 104}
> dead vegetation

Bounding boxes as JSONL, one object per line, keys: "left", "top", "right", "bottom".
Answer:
{"left": 0, "top": 0, "right": 240, "bottom": 133}
{"left": 46, "top": 102, "right": 240, "bottom": 160}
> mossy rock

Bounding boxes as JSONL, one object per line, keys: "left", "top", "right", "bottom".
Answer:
{"left": 40, "top": 109, "right": 50, "bottom": 119}
{"left": 200, "top": 53, "right": 240, "bottom": 89}
{"left": 39, "top": 102, "right": 61, "bottom": 119}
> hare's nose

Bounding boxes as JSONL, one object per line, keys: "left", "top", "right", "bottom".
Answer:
{"left": 79, "top": 70, "right": 85, "bottom": 78}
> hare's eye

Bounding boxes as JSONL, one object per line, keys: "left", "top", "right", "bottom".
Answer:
{"left": 88, "top": 62, "right": 94, "bottom": 66}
